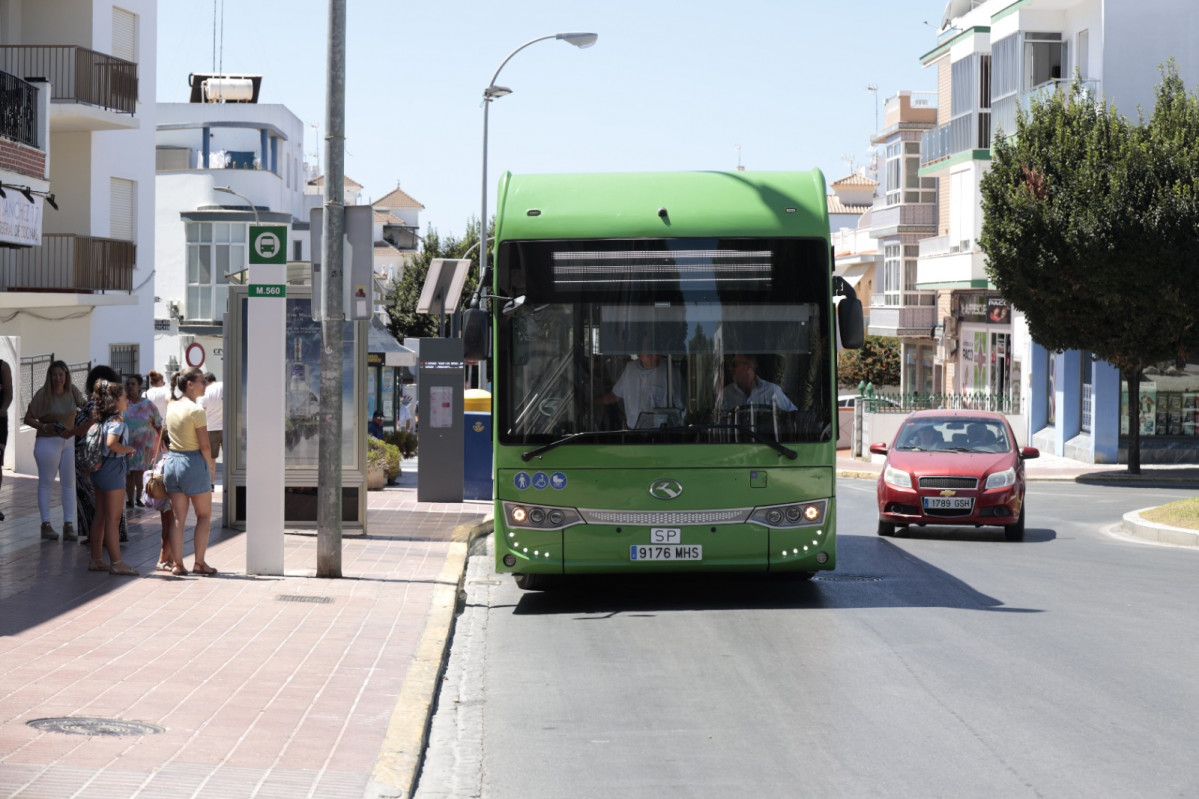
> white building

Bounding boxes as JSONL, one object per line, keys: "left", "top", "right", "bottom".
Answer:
{"left": 920, "top": 0, "right": 1199, "bottom": 462}
{"left": 154, "top": 73, "right": 308, "bottom": 379}
{"left": 0, "top": 0, "right": 156, "bottom": 474}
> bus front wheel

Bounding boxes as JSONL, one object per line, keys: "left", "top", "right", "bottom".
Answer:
{"left": 514, "top": 572, "right": 555, "bottom": 591}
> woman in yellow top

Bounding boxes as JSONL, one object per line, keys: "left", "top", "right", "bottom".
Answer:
{"left": 163, "top": 367, "right": 217, "bottom": 576}
{"left": 23, "top": 360, "right": 86, "bottom": 541}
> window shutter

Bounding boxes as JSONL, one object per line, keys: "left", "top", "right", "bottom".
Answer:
{"left": 110, "top": 178, "right": 136, "bottom": 241}
{"left": 112, "top": 8, "right": 138, "bottom": 62}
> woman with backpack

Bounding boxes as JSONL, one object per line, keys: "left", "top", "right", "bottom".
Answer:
{"left": 87, "top": 379, "right": 137, "bottom": 576}
{"left": 73, "top": 365, "right": 127, "bottom": 547}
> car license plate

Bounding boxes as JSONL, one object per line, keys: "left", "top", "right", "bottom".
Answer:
{"left": 923, "top": 497, "right": 974, "bottom": 510}
{"left": 630, "top": 544, "right": 702, "bottom": 561}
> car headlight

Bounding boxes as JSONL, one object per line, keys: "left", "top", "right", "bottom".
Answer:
{"left": 883, "top": 463, "right": 912, "bottom": 489}
{"left": 985, "top": 467, "right": 1016, "bottom": 489}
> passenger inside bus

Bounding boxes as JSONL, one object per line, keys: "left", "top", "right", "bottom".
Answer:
{"left": 718, "top": 354, "right": 797, "bottom": 413}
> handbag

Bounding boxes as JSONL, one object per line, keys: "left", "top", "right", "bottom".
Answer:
{"left": 144, "top": 433, "right": 168, "bottom": 500}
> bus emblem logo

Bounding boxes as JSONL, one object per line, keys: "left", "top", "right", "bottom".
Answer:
{"left": 649, "top": 479, "right": 683, "bottom": 500}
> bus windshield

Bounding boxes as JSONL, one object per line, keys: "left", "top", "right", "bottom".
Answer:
{"left": 496, "top": 237, "right": 833, "bottom": 446}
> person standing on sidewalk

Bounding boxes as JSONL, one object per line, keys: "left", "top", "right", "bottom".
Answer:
{"left": 74, "top": 365, "right": 127, "bottom": 546}
{"left": 198, "top": 372, "right": 223, "bottom": 461}
{"left": 164, "top": 367, "right": 217, "bottom": 576}
{"left": 87, "top": 379, "right": 137, "bottom": 576}
{"left": 23, "top": 360, "right": 85, "bottom": 541}
{"left": 0, "top": 357, "right": 11, "bottom": 521}
{"left": 144, "top": 369, "right": 170, "bottom": 421}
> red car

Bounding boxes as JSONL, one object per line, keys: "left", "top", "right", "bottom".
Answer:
{"left": 868, "top": 410, "right": 1039, "bottom": 541}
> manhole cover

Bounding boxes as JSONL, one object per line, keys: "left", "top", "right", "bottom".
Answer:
{"left": 812, "top": 574, "right": 883, "bottom": 583}
{"left": 276, "top": 594, "right": 334, "bottom": 604}
{"left": 27, "top": 717, "right": 165, "bottom": 736}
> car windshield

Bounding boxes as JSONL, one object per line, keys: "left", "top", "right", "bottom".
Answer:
{"left": 893, "top": 418, "right": 1011, "bottom": 453}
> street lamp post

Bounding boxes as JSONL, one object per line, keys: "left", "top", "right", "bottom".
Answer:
{"left": 478, "top": 32, "right": 597, "bottom": 301}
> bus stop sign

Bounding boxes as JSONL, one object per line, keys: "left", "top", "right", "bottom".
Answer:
{"left": 250, "top": 225, "right": 287, "bottom": 265}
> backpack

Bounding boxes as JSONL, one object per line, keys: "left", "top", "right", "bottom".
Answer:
{"left": 79, "top": 422, "right": 106, "bottom": 473}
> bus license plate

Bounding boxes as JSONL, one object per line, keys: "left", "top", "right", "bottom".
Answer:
{"left": 923, "top": 497, "right": 974, "bottom": 510}
{"left": 630, "top": 545, "right": 702, "bottom": 561}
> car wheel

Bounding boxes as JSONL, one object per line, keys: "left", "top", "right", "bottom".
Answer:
{"left": 1004, "top": 506, "right": 1026, "bottom": 542}
{"left": 877, "top": 520, "right": 896, "bottom": 536}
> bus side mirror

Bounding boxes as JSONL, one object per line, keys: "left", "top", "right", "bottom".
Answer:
{"left": 462, "top": 307, "right": 490, "bottom": 362}
{"left": 838, "top": 297, "right": 865, "bottom": 350}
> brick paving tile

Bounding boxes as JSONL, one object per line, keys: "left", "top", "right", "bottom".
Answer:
{"left": 0, "top": 463, "right": 489, "bottom": 798}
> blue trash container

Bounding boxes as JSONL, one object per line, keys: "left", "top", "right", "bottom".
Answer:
{"left": 463, "top": 411, "right": 493, "bottom": 500}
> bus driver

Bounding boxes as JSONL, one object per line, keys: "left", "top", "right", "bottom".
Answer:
{"left": 599, "top": 352, "right": 683, "bottom": 428}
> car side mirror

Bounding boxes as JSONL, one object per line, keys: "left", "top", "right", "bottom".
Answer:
{"left": 1020, "top": 446, "right": 1040, "bottom": 460}
{"left": 868, "top": 442, "right": 888, "bottom": 456}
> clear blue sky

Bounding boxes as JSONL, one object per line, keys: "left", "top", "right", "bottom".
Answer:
{"left": 158, "top": 1, "right": 941, "bottom": 239}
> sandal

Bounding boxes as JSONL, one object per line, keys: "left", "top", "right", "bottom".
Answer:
{"left": 109, "top": 561, "right": 138, "bottom": 576}
{"left": 87, "top": 559, "right": 109, "bottom": 572}
{"left": 156, "top": 561, "right": 172, "bottom": 571}
{"left": 170, "top": 565, "right": 189, "bottom": 577}
{"left": 192, "top": 563, "right": 218, "bottom": 576}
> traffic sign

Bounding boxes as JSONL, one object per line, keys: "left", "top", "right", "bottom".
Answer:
{"left": 250, "top": 225, "right": 287, "bottom": 265}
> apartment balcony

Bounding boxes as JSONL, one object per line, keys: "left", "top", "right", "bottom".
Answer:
{"left": 0, "top": 234, "right": 135, "bottom": 293}
{"left": 0, "top": 46, "right": 138, "bottom": 132}
{"left": 0, "top": 71, "right": 39, "bottom": 148}
{"left": 870, "top": 203, "right": 937, "bottom": 237}
{"left": 992, "top": 79, "right": 1101, "bottom": 141}
{"left": 920, "top": 110, "right": 991, "bottom": 170}
{"left": 917, "top": 235, "right": 990, "bottom": 286}
{"left": 869, "top": 291, "right": 938, "bottom": 338}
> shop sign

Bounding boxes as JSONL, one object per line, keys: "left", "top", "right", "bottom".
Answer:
{"left": 0, "top": 193, "right": 43, "bottom": 247}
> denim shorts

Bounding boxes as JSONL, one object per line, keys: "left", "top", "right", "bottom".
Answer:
{"left": 163, "top": 450, "right": 210, "bottom": 497}
{"left": 92, "top": 455, "right": 128, "bottom": 492}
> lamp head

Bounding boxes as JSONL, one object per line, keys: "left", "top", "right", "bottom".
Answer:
{"left": 18, "top": 186, "right": 34, "bottom": 203}
{"left": 45, "top": 193, "right": 58, "bottom": 210}
{"left": 556, "top": 32, "right": 598, "bottom": 48}
{"left": 0, "top": 184, "right": 6, "bottom": 199}
{"left": 484, "top": 85, "right": 512, "bottom": 100}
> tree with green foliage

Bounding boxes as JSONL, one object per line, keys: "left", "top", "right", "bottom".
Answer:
{"left": 837, "top": 335, "right": 900, "bottom": 388}
{"left": 385, "top": 220, "right": 484, "bottom": 341}
{"left": 979, "top": 63, "right": 1199, "bottom": 473}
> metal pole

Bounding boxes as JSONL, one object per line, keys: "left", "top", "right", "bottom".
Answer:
{"left": 318, "top": 0, "right": 345, "bottom": 577}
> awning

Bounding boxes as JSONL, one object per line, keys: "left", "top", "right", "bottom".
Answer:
{"left": 368, "top": 315, "right": 417, "bottom": 367}
{"left": 835, "top": 263, "right": 871, "bottom": 289}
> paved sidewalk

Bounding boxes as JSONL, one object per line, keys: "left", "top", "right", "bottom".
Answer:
{"left": 0, "top": 461, "right": 490, "bottom": 799}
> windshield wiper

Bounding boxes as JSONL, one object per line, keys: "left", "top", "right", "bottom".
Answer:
{"left": 688, "top": 423, "right": 798, "bottom": 460}
{"left": 521, "top": 423, "right": 800, "bottom": 462}
{"left": 521, "top": 428, "right": 675, "bottom": 461}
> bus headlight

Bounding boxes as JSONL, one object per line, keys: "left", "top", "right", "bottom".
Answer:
{"left": 503, "top": 501, "right": 583, "bottom": 531}
{"left": 750, "top": 499, "right": 827, "bottom": 528}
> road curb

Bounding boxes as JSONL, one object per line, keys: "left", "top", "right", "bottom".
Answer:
{"left": 1120, "top": 509, "right": 1199, "bottom": 549}
{"left": 366, "top": 516, "right": 495, "bottom": 799}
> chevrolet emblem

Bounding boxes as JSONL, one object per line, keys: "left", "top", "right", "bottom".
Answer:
{"left": 939, "top": 489, "right": 957, "bottom": 497}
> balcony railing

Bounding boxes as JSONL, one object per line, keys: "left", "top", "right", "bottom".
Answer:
{"left": 870, "top": 203, "right": 937, "bottom": 232}
{"left": 992, "top": 79, "right": 1101, "bottom": 142}
{"left": 0, "top": 70, "right": 39, "bottom": 147}
{"left": 919, "top": 234, "right": 974, "bottom": 258}
{"left": 0, "top": 234, "right": 135, "bottom": 292}
{"left": 0, "top": 46, "right": 137, "bottom": 114}
{"left": 920, "top": 110, "right": 991, "bottom": 166}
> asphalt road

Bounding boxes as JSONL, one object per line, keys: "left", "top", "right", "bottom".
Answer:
{"left": 416, "top": 480, "right": 1199, "bottom": 799}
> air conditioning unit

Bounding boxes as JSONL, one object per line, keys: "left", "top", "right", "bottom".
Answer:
{"left": 942, "top": 315, "right": 957, "bottom": 337}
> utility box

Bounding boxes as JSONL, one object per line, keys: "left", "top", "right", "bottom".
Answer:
{"left": 463, "top": 410, "right": 493, "bottom": 500}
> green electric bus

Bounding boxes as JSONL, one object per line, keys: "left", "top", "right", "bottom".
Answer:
{"left": 463, "top": 170, "right": 864, "bottom": 589}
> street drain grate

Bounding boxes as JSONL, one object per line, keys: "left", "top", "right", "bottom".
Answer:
{"left": 812, "top": 575, "right": 884, "bottom": 583}
{"left": 276, "top": 594, "right": 334, "bottom": 604}
{"left": 27, "top": 717, "right": 165, "bottom": 737}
